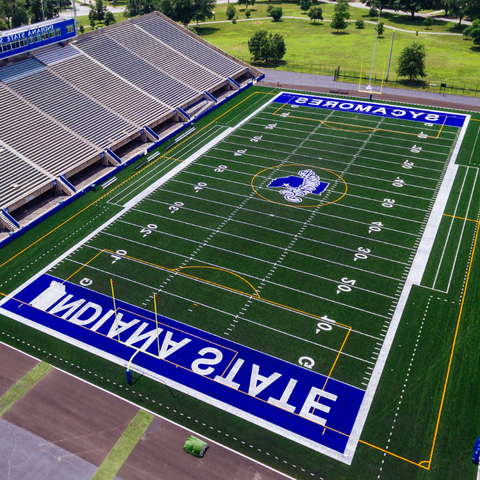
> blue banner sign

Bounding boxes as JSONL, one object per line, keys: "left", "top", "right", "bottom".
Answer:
{"left": 0, "top": 274, "right": 364, "bottom": 457}
{"left": 274, "top": 93, "right": 467, "bottom": 128}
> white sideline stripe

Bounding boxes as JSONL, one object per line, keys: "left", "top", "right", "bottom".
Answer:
{"left": 123, "top": 128, "right": 233, "bottom": 209}
{"left": 344, "top": 112, "right": 471, "bottom": 463}
{"left": 0, "top": 341, "right": 297, "bottom": 480}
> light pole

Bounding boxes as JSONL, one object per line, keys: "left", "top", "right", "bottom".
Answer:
{"left": 367, "top": 10, "right": 381, "bottom": 91}
{"left": 385, "top": 29, "right": 395, "bottom": 83}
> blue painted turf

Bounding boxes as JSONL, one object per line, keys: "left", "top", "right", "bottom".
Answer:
{"left": 274, "top": 93, "right": 467, "bottom": 128}
{"left": 1, "top": 274, "right": 365, "bottom": 454}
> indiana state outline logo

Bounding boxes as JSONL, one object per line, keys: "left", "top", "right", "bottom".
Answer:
{"left": 267, "top": 169, "right": 329, "bottom": 203}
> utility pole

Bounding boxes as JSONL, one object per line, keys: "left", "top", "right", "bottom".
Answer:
{"left": 385, "top": 29, "right": 396, "bottom": 83}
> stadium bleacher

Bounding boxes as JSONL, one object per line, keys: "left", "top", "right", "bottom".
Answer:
{"left": 3, "top": 58, "right": 137, "bottom": 149}
{"left": 0, "top": 11, "right": 261, "bottom": 230}
{"left": 73, "top": 34, "right": 200, "bottom": 108}
{"left": 36, "top": 45, "right": 172, "bottom": 128}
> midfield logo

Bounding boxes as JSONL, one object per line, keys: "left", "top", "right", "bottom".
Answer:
{"left": 267, "top": 169, "right": 329, "bottom": 203}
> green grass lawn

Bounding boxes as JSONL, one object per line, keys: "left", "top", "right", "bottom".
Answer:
{"left": 72, "top": 1, "right": 479, "bottom": 92}
{"left": 194, "top": 16, "right": 479, "bottom": 91}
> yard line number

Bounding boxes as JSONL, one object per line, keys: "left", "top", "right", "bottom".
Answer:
{"left": 337, "top": 277, "right": 356, "bottom": 294}
{"left": 140, "top": 224, "right": 158, "bottom": 237}
{"left": 111, "top": 249, "right": 127, "bottom": 264}
{"left": 169, "top": 201, "right": 183, "bottom": 213}
{"left": 194, "top": 182, "right": 207, "bottom": 193}
{"left": 369, "top": 221, "right": 383, "bottom": 233}
{"left": 354, "top": 247, "right": 370, "bottom": 261}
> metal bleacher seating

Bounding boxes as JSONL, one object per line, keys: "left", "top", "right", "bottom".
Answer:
{"left": 105, "top": 23, "right": 225, "bottom": 93}
{"left": 0, "top": 142, "right": 53, "bottom": 211}
{"left": 34, "top": 44, "right": 172, "bottom": 129}
{"left": 135, "top": 14, "right": 245, "bottom": 79}
{"left": 1, "top": 57, "right": 137, "bottom": 150}
{"left": 73, "top": 33, "right": 200, "bottom": 108}
{"left": 0, "top": 82, "right": 99, "bottom": 177}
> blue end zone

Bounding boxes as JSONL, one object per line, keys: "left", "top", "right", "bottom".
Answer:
{"left": 0, "top": 273, "right": 365, "bottom": 455}
{"left": 274, "top": 92, "right": 467, "bottom": 128}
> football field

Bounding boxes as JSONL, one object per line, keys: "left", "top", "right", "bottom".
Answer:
{"left": 1, "top": 88, "right": 480, "bottom": 478}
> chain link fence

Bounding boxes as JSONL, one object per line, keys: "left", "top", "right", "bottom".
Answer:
{"left": 237, "top": 56, "right": 480, "bottom": 98}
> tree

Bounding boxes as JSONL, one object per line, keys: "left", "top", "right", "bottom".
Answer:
{"left": 270, "top": 6, "right": 282, "bottom": 20}
{"left": 245, "top": 6, "right": 250, "bottom": 16}
{"left": 331, "top": 12, "right": 348, "bottom": 32}
{"left": 105, "top": 10, "right": 116, "bottom": 24}
{"left": 125, "top": 0, "right": 161, "bottom": 18}
{"left": 446, "top": 0, "right": 467, "bottom": 25}
{"left": 192, "top": 0, "right": 216, "bottom": 24}
{"left": 423, "top": 16, "right": 433, "bottom": 28}
{"left": 356, "top": 18, "right": 365, "bottom": 28}
{"left": 270, "top": 32, "right": 286, "bottom": 60}
{"left": 226, "top": 3, "right": 235, "bottom": 19}
{"left": 238, "top": 0, "right": 255, "bottom": 7}
{"left": 392, "top": 0, "right": 423, "bottom": 17}
{"left": 376, "top": 20, "right": 384, "bottom": 35}
{"left": 334, "top": 0, "right": 350, "bottom": 20}
{"left": 299, "top": 0, "right": 312, "bottom": 13}
{"left": 89, "top": 0, "right": 107, "bottom": 22}
{"left": 158, "top": 0, "right": 175, "bottom": 18}
{"left": 361, "top": 0, "right": 390, "bottom": 15}
{"left": 29, "top": 0, "right": 61, "bottom": 22}
{"left": 248, "top": 29, "right": 269, "bottom": 61}
{"left": 463, "top": 19, "right": 480, "bottom": 45}
{"left": 308, "top": 5, "right": 322, "bottom": 22}
{"left": 248, "top": 29, "right": 286, "bottom": 63}
{"left": 369, "top": 6, "right": 378, "bottom": 17}
{"left": 0, "top": 17, "right": 7, "bottom": 29}
{"left": 0, "top": 0, "right": 28, "bottom": 28}
{"left": 465, "top": 0, "right": 480, "bottom": 21}
{"left": 396, "top": 42, "right": 427, "bottom": 80}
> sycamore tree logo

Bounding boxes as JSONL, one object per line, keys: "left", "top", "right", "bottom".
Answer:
{"left": 267, "top": 169, "right": 329, "bottom": 203}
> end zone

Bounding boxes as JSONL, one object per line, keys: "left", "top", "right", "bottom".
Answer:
{"left": 0, "top": 273, "right": 365, "bottom": 463}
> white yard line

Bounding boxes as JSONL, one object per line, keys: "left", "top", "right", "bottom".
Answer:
{"left": 445, "top": 168, "right": 479, "bottom": 293}
{"left": 432, "top": 167, "right": 469, "bottom": 289}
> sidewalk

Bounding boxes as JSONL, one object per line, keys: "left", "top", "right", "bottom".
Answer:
{"left": 259, "top": 69, "right": 480, "bottom": 112}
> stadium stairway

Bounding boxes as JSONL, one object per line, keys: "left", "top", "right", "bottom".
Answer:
{"left": 0, "top": 209, "right": 20, "bottom": 232}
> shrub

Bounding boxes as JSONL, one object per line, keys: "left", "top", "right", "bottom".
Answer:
{"left": 226, "top": 4, "right": 236, "bottom": 20}
{"left": 308, "top": 5, "right": 323, "bottom": 22}
{"left": 245, "top": 7, "right": 251, "bottom": 18}
{"left": 369, "top": 6, "right": 378, "bottom": 17}
{"left": 270, "top": 7, "right": 282, "bottom": 21}
{"left": 356, "top": 18, "right": 364, "bottom": 29}
{"left": 423, "top": 17, "right": 433, "bottom": 29}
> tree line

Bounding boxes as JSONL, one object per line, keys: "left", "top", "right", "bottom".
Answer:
{"left": 362, "top": 0, "right": 480, "bottom": 22}
{"left": 0, "top": 0, "right": 71, "bottom": 29}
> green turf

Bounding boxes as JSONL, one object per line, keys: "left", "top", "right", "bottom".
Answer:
{"left": 90, "top": 409, "right": 153, "bottom": 480}
{"left": 1, "top": 87, "right": 480, "bottom": 479}
{"left": 0, "top": 361, "right": 51, "bottom": 417}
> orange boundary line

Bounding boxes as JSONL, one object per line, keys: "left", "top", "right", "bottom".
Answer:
{"left": 359, "top": 440, "right": 429, "bottom": 469}
{"left": 443, "top": 213, "right": 479, "bottom": 223}
{"left": 360, "top": 219, "right": 480, "bottom": 469}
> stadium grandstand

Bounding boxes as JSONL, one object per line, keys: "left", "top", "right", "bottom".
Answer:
{"left": 0, "top": 11, "right": 262, "bottom": 235}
